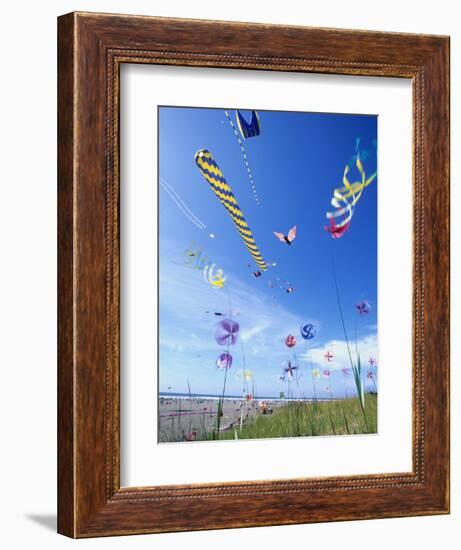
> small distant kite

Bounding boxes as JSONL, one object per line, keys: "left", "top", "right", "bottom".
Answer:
{"left": 195, "top": 149, "right": 267, "bottom": 271}
{"left": 269, "top": 277, "right": 294, "bottom": 294}
{"left": 236, "top": 110, "right": 261, "bottom": 139}
{"left": 356, "top": 301, "right": 372, "bottom": 315}
{"left": 368, "top": 357, "right": 377, "bottom": 366}
{"left": 285, "top": 334, "right": 297, "bottom": 348}
{"left": 300, "top": 323, "right": 316, "bottom": 340}
{"left": 273, "top": 225, "right": 297, "bottom": 245}
{"left": 323, "top": 369, "right": 331, "bottom": 379}
{"left": 324, "top": 351, "right": 334, "bottom": 362}
{"left": 252, "top": 271, "right": 262, "bottom": 278}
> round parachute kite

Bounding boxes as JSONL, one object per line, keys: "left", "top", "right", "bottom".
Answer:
{"left": 216, "top": 353, "right": 233, "bottom": 369}
{"left": 285, "top": 334, "right": 297, "bottom": 348}
{"left": 300, "top": 323, "right": 316, "bottom": 340}
{"left": 195, "top": 149, "right": 267, "bottom": 271}
{"left": 215, "top": 319, "right": 240, "bottom": 346}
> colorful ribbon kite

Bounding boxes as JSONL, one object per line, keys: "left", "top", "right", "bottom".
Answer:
{"left": 325, "top": 156, "right": 377, "bottom": 238}
{"left": 203, "top": 263, "right": 227, "bottom": 288}
{"left": 195, "top": 149, "right": 267, "bottom": 271}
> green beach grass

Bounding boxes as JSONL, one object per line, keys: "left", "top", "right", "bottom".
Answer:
{"left": 216, "top": 394, "right": 377, "bottom": 441}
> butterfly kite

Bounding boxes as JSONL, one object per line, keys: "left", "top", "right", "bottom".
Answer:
{"left": 273, "top": 225, "right": 297, "bottom": 245}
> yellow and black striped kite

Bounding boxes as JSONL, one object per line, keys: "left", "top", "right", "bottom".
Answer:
{"left": 195, "top": 149, "right": 267, "bottom": 272}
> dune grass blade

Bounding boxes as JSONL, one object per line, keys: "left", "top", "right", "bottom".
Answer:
{"left": 209, "top": 396, "right": 377, "bottom": 441}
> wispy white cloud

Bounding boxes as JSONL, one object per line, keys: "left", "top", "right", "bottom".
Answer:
{"left": 158, "top": 238, "right": 376, "bottom": 395}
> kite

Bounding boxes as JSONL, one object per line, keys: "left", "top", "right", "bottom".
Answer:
{"left": 283, "top": 359, "right": 299, "bottom": 378}
{"left": 273, "top": 225, "right": 297, "bottom": 245}
{"left": 216, "top": 352, "right": 233, "bottom": 369}
{"left": 300, "top": 323, "right": 316, "bottom": 340}
{"left": 159, "top": 177, "right": 207, "bottom": 231}
{"left": 236, "top": 369, "right": 254, "bottom": 381}
{"left": 224, "top": 111, "right": 260, "bottom": 205}
{"left": 285, "top": 334, "right": 297, "bottom": 348}
{"left": 325, "top": 152, "right": 377, "bottom": 239}
{"left": 269, "top": 277, "right": 294, "bottom": 294}
{"left": 324, "top": 351, "right": 334, "bottom": 362}
{"left": 356, "top": 300, "right": 372, "bottom": 315}
{"left": 323, "top": 369, "right": 331, "bottom": 379}
{"left": 195, "top": 149, "right": 268, "bottom": 271}
{"left": 236, "top": 110, "right": 261, "bottom": 139}
{"left": 202, "top": 263, "right": 226, "bottom": 288}
{"left": 368, "top": 357, "right": 377, "bottom": 366}
{"left": 215, "top": 319, "right": 240, "bottom": 346}
{"left": 183, "top": 244, "right": 211, "bottom": 271}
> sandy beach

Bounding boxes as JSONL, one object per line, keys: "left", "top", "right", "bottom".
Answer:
{"left": 158, "top": 396, "right": 287, "bottom": 442}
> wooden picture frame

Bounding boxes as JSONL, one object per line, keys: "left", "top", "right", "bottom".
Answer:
{"left": 57, "top": 12, "right": 450, "bottom": 538}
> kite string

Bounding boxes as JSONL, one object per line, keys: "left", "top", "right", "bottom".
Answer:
{"left": 224, "top": 110, "right": 260, "bottom": 205}
{"left": 159, "top": 177, "right": 206, "bottom": 230}
{"left": 160, "top": 177, "right": 206, "bottom": 228}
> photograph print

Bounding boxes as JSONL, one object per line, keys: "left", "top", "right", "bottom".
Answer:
{"left": 158, "top": 106, "right": 378, "bottom": 443}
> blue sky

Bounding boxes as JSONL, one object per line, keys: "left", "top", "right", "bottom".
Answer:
{"left": 158, "top": 106, "right": 378, "bottom": 399}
